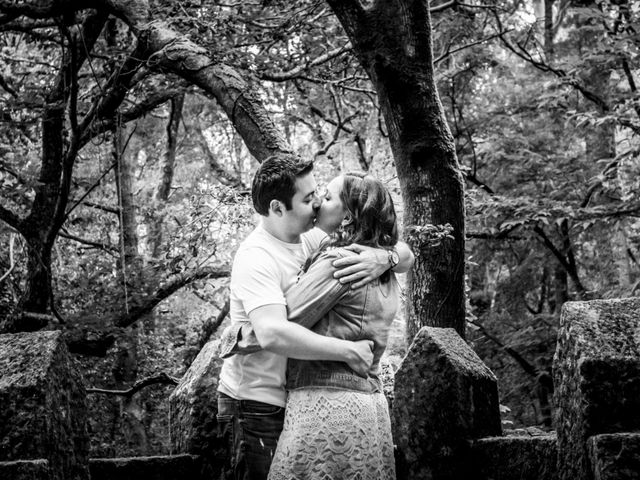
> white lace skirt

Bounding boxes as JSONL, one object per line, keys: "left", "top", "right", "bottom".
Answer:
{"left": 268, "top": 388, "right": 396, "bottom": 480}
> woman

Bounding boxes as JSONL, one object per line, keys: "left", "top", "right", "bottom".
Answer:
{"left": 226, "top": 172, "right": 400, "bottom": 479}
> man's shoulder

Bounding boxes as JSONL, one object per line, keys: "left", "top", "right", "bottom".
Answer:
{"left": 302, "top": 228, "right": 328, "bottom": 251}
{"left": 237, "top": 227, "right": 274, "bottom": 252}
{"left": 233, "top": 229, "right": 280, "bottom": 273}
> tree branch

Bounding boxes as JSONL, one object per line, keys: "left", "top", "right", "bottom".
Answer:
{"left": 260, "top": 44, "right": 352, "bottom": 82}
{"left": 0, "top": 204, "right": 23, "bottom": 232}
{"left": 86, "top": 372, "right": 179, "bottom": 397}
{"left": 79, "top": 201, "right": 120, "bottom": 215}
{"left": 435, "top": 31, "right": 507, "bottom": 65}
{"left": 496, "top": 29, "right": 609, "bottom": 111}
{"left": 198, "top": 297, "right": 230, "bottom": 349}
{"left": 58, "top": 230, "right": 118, "bottom": 252}
{"left": 0, "top": 234, "right": 16, "bottom": 284}
{"left": 113, "top": 266, "right": 230, "bottom": 328}
{"left": 533, "top": 225, "right": 587, "bottom": 298}
{"left": 468, "top": 318, "right": 538, "bottom": 376}
{"left": 80, "top": 84, "right": 190, "bottom": 146}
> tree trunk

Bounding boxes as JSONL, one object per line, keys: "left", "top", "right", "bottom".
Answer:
{"left": 5, "top": 13, "right": 107, "bottom": 332}
{"left": 149, "top": 93, "right": 184, "bottom": 257}
{"left": 544, "top": 0, "right": 555, "bottom": 57}
{"left": 327, "top": 0, "right": 466, "bottom": 340}
{"left": 112, "top": 121, "right": 148, "bottom": 454}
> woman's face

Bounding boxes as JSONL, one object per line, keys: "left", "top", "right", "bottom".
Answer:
{"left": 315, "top": 176, "right": 348, "bottom": 234}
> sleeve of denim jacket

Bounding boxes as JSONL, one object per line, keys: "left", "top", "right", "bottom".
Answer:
{"left": 285, "top": 250, "right": 350, "bottom": 329}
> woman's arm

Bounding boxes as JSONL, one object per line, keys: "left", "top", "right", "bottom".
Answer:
{"left": 285, "top": 251, "right": 350, "bottom": 327}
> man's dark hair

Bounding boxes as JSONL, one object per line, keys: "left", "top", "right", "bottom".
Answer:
{"left": 251, "top": 154, "right": 314, "bottom": 215}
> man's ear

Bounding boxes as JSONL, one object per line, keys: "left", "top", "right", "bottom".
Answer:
{"left": 269, "top": 199, "right": 284, "bottom": 216}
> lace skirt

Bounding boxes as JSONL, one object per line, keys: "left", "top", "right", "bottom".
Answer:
{"left": 268, "top": 388, "right": 396, "bottom": 480}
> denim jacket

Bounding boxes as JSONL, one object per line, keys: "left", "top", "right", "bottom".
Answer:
{"left": 219, "top": 247, "right": 400, "bottom": 393}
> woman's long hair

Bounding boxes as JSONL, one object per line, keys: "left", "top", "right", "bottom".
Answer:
{"left": 304, "top": 172, "right": 399, "bottom": 282}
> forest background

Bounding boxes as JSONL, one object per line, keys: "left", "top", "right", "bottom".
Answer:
{"left": 1, "top": 0, "right": 639, "bottom": 457}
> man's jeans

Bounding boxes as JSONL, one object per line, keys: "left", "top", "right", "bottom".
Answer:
{"left": 217, "top": 392, "right": 285, "bottom": 480}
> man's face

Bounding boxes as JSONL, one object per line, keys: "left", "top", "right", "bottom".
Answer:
{"left": 281, "top": 172, "right": 321, "bottom": 238}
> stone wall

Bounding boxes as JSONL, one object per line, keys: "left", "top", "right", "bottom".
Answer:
{"left": 89, "top": 454, "right": 201, "bottom": 480}
{"left": 0, "top": 331, "right": 89, "bottom": 480}
{"left": 470, "top": 433, "right": 557, "bottom": 480}
{"left": 553, "top": 298, "right": 640, "bottom": 480}
{"left": 0, "top": 459, "right": 50, "bottom": 480}
{"left": 168, "top": 339, "right": 226, "bottom": 477}
{"left": 588, "top": 433, "right": 640, "bottom": 480}
{"left": 392, "top": 327, "right": 502, "bottom": 479}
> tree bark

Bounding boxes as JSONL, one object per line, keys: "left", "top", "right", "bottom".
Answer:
{"left": 148, "top": 93, "right": 184, "bottom": 257}
{"left": 326, "top": 0, "right": 466, "bottom": 340}
{"left": 5, "top": 13, "right": 107, "bottom": 332}
{"left": 544, "top": 0, "right": 555, "bottom": 57}
{"left": 112, "top": 119, "right": 149, "bottom": 455}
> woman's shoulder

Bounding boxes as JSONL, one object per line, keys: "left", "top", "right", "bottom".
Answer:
{"left": 316, "top": 246, "right": 351, "bottom": 261}
{"left": 302, "top": 247, "right": 350, "bottom": 275}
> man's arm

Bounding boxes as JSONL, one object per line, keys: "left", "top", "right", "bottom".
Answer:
{"left": 331, "top": 241, "right": 415, "bottom": 288}
{"left": 250, "top": 304, "right": 374, "bottom": 377}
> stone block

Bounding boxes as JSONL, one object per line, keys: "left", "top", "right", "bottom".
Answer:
{"left": 0, "top": 459, "right": 50, "bottom": 480}
{"left": 392, "top": 327, "right": 501, "bottom": 480}
{"left": 169, "top": 339, "right": 225, "bottom": 476}
{"left": 588, "top": 433, "right": 640, "bottom": 480}
{"left": 553, "top": 298, "right": 640, "bottom": 480}
{"left": 0, "top": 331, "right": 89, "bottom": 480}
{"left": 470, "top": 434, "right": 557, "bottom": 480}
{"left": 89, "top": 454, "right": 201, "bottom": 480}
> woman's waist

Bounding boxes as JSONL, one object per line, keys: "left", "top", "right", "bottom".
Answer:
{"left": 286, "top": 359, "right": 382, "bottom": 393}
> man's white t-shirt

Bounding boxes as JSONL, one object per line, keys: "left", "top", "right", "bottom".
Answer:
{"left": 217, "top": 225, "right": 326, "bottom": 407}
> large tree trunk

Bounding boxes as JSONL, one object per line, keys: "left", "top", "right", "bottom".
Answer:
{"left": 327, "top": 0, "right": 466, "bottom": 340}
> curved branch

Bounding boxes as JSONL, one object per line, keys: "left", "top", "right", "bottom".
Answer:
{"left": 468, "top": 318, "right": 538, "bottom": 376}
{"left": 260, "top": 44, "right": 352, "bottom": 82}
{"left": 86, "top": 372, "right": 179, "bottom": 396}
{"left": 135, "top": 22, "right": 292, "bottom": 160}
{"left": 114, "top": 266, "right": 230, "bottom": 328}
{"left": 58, "top": 230, "right": 118, "bottom": 252}
{"left": 79, "top": 84, "right": 189, "bottom": 146}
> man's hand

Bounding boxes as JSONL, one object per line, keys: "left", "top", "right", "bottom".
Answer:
{"left": 332, "top": 244, "right": 388, "bottom": 289}
{"left": 345, "top": 339, "right": 375, "bottom": 377}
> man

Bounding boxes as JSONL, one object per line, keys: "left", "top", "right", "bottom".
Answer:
{"left": 217, "top": 154, "right": 414, "bottom": 480}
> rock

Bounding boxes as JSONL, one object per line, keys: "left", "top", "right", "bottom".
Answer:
{"left": 553, "top": 298, "right": 640, "bottom": 480}
{"left": 89, "top": 454, "right": 201, "bottom": 480}
{"left": 588, "top": 433, "right": 640, "bottom": 480}
{"left": 0, "top": 331, "right": 89, "bottom": 480}
{"left": 0, "top": 459, "right": 50, "bottom": 480}
{"left": 169, "top": 339, "right": 225, "bottom": 476}
{"left": 471, "top": 434, "right": 557, "bottom": 480}
{"left": 392, "top": 327, "right": 501, "bottom": 480}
